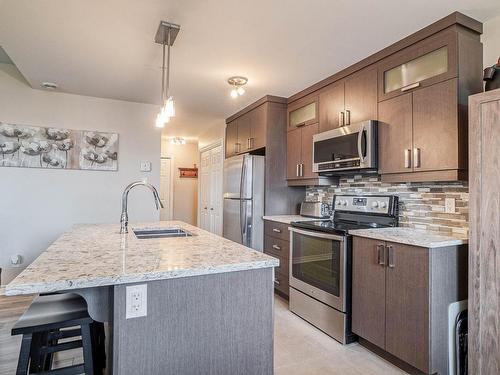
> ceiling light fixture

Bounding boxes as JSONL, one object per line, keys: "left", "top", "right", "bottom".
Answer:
{"left": 170, "top": 137, "right": 186, "bottom": 145}
{"left": 154, "top": 21, "right": 180, "bottom": 129}
{"left": 227, "top": 76, "right": 248, "bottom": 98}
{"left": 41, "top": 82, "right": 58, "bottom": 90}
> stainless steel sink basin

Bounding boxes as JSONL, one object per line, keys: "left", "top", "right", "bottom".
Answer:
{"left": 132, "top": 228, "right": 194, "bottom": 239}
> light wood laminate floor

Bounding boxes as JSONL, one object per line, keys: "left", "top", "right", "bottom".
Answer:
{"left": 0, "top": 293, "right": 407, "bottom": 374}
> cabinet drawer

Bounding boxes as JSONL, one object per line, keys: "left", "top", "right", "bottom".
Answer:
{"left": 264, "top": 221, "right": 290, "bottom": 241}
{"left": 274, "top": 271, "right": 289, "bottom": 296}
{"left": 264, "top": 235, "right": 290, "bottom": 259}
{"left": 264, "top": 250, "right": 289, "bottom": 277}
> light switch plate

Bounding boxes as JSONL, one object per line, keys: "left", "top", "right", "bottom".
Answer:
{"left": 140, "top": 161, "right": 152, "bottom": 172}
{"left": 445, "top": 198, "right": 456, "bottom": 213}
{"left": 126, "top": 284, "right": 147, "bottom": 319}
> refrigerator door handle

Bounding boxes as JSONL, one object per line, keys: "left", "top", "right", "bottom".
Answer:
{"left": 240, "top": 199, "right": 245, "bottom": 245}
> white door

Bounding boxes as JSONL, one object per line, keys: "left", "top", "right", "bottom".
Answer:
{"left": 199, "top": 144, "right": 223, "bottom": 235}
{"left": 200, "top": 150, "right": 211, "bottom": 230}
{"left": 209, "top": 145, "right": 223, "bottom": 235}
{"left": 160, "top": 157, "right": 172, "bottom": 220}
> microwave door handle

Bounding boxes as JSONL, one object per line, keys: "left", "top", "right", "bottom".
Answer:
{"left": 357, "top": 125, "right": 366, "bottom": 162}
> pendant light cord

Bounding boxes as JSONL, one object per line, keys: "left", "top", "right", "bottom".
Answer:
{"left": 166, "top": 28, "right": 171, "bottom": 99}
{"left": 161, "top": 32, "right": 166, "bottom": 105}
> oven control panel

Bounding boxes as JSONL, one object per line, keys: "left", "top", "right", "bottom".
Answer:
{"left": 333, "top": 195, "right": 394, "bottom": 215}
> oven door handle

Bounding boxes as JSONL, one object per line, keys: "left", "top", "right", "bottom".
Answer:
{"left": 357, "top": 124, "right": 367, "bottom": 163}
{"left": 289, "top": 227, "right": 345, "bottom": 242}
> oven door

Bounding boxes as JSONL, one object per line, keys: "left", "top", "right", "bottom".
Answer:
{"left": 289, "top": 227, "right": 346, "bottom": 312}
{"left": 313, "top": 120, "right": 376, "bottom": 172}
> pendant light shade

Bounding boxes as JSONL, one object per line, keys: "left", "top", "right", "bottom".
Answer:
{"left": 154, "top": 21, "right": 180, "bottom": 128}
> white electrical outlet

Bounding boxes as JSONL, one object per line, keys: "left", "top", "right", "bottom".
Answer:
{"left": 140, "top": 161, "right": 152, "bottom": 172}
{"left": 126, "top": 284, "right": 147, "bottom": 319}
{"left": 445, "top": 198, "right": 456, "bottom": 214}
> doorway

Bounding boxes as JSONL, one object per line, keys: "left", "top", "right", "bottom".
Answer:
{"left": 199, "top": 141, "right": 223, "bottom": 235}
{"left": 160, "top": 157, "right": 173, "bottom": 220}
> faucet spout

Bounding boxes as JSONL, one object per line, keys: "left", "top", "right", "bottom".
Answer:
{"left": 120, "top": 181, "right": 164, "bottom": 234}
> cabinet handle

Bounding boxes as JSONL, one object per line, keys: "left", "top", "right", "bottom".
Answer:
{"left": 414, "top": 148, "right": 421, "bottom": 168}
{"left": 247, "top": 138, "right": 251, "bottom": 149}
{"left": 345, "top": 109, "right": 351, "bottom": 125}
{"left": 404, "top": 149, "right": 411, "bottom": 168}
{"left": 204, "top": 206, "right": 208, "bottom": 210}
{"left": 296, "top": 121, "right": 306, "bottom": 128}
{"left": 401, "top": 82, "right": 420, "bottom": 92}
{"left": 296, "top": 164, "right": 300, "bottom": 177}
{"left": 210, "top": 208, "right": 214, "bottom": 210}
{"left": 377, "top": 244, "right": 385, "bottom": 266}
{"left": 274, "top": 278, "right": 281, "bottom": 286}
{"left": 272, "top": 244, "right": 281, "bottom": 251}
{"left": 387, "top": 245, "right": 395, "bottom": 268}
{"left": 272, "top": 228, "right": 281, "bottom": 233}
{"left": 339, "top": 111, "right": 345, "bottom": 127}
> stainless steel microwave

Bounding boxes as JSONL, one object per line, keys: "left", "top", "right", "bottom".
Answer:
{"left": 313, "top": 120, "right": 377, "bottom": 173}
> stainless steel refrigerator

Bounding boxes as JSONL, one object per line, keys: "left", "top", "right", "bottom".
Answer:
{"left": 223, "top": 154, "right": 265, "bottom": 251}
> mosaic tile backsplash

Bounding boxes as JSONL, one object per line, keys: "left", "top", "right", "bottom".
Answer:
{"left": 306, "top": 175, "right": 468, "bottom": 235}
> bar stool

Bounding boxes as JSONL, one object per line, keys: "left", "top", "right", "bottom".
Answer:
{"left": 11, "top": 293, "right": 105, "bottom": 375}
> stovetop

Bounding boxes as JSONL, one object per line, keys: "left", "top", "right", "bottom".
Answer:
{"left": 291, "top": 220, "right": 389, "bottom": 236}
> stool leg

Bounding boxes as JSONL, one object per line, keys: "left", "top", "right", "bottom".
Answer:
{"left": 81, "top": 323, "right": 94, "bottom": 375}
{"left": 16, "top": 333, "right": 32, "bottom": 375}
{"left": 28, "top": 332, "right": 46, "bottom": 373}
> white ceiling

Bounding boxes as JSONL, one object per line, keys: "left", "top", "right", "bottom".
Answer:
{"left": 1, "top": 0, "right": 499, "bottom": 138}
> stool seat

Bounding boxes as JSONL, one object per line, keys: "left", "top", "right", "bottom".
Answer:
{"left": 12, "top": 293, "right": 92, "bottom": 335}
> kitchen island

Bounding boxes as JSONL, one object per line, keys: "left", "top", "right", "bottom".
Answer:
{"left": 6, "top": 221, "right": 278, "bottom": 375}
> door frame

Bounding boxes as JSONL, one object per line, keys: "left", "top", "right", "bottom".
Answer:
{"left": 160, "top": 156, "right": 174, "bottom": 221}
{"left": 198, "top": 139, "right": 224, "bottom": 229}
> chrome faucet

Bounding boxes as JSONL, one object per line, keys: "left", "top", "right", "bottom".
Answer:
{"left": 120, "top": 181, "right": 164, "bottom": 234}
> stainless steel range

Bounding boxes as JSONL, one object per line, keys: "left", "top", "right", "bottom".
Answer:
{"left": 289, "top": 194, "right": 399, "bottom": 344}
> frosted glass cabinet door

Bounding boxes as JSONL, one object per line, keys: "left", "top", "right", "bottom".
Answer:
{"left": 287, "top": 95, "right": 318, "bottom": 130}
{"left": 384, "top": 47, "right": 448, "bottom": 94}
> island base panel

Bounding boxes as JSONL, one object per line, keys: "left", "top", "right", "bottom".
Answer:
{"left": 112, "top": 268, "right": 274, "bottom": 375}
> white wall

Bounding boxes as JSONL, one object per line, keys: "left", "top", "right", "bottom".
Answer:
{"left": 161, "top": 140, "right": 198, "bottom": 225}
{"left": 0, "top": 63, "right": 161, "bottom": 285}
{"left": 483, "top": 14, "right": 500, "bottom": 68}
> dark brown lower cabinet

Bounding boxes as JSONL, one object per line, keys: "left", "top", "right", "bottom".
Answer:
{"left": 264, "top": 220, "right": 290, "bottom": 297}
{"left": 352, "top": 236, "right": 467, "bottom": 374}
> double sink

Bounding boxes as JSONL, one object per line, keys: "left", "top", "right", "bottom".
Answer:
{"left": 133, "top": 228, "right": 194, "bottom": 239}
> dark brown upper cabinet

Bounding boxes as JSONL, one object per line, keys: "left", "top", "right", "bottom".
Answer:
{"left": 225, "top": 119, "right": 238, "bottom": 158}
{"left": 344, "top": 66, "right": 378, "bottom": 125}
{"left": 318, "top": 67, "right": 378, "bottom": 133}
{"left": 249, "top": 103, "right": 267, "bottom": 150}
{"left": 378, "top": 28, "right": 457, "bottom": 102}
{"left": 318, "top": 80, "right": 344, "bottom": 132}
{"left": 287, "top": 94, "right": 318, "bottom": 131}
{"left": 286, "top": 123, "right": 318, "bottom": 180}
{"left": 236, "top": 112, "right": 251, "bottom": 152}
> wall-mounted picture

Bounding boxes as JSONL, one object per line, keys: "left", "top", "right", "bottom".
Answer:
{"left": 0, "top": 122, "right": 119, "bottom": 171}
{"left": 179, "top": 164, "right": 198, "bottom": 178}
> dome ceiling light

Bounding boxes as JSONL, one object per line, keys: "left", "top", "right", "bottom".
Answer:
{"left": 170, "top": 137, "right": 186, "bottom": 145}
{"left": 227, "top": 76, "right": 248, "bottom": 98}
{"left": 154, "top": 21, "right": 180, "bottom": 129}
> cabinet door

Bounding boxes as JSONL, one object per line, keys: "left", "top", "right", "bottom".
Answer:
{"left": 319, "top": 81, "right": 345, "bottom": 132}
{"left": 287, "top": 95, "right": 318, "bottom": 131}
{"left": 413, "top": 79, "right": 458, "bottom": 171}
{"left": 378, "top": 93, "right": 413, "bottom": 174}
{"left": 385, "top": 242, "right": 429, "bottom": 373}
{"left": 344, "top": 66, "right": 378, "bottom": 125}
{"left": 225, "top": 121, "right": 238, "bottom": 158}
{"left": 286, "top": 128, "right": 301, "bottom": 179}
{"left": 300, "top": 123, "right": 318, "bottom": 179}
{"left": 250, "top": 103, "right": 267, "bottom": 150}
{"left": 236, "top": 113, "right": 251, "bottom": 153}
{"left": 352, "top": 237, "right": 387, "bottom": 349}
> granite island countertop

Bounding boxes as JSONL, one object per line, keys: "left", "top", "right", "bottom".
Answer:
{"left": 349, "top": 227, "right": 468, "bottom": 248}
{"left": 6, "top": 221, "right": 278, "bottom": 296}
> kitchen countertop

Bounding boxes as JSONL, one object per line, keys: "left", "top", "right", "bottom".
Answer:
{"left": 349, "top": 227, "right": 468, "bottom": 248}
{"left": 262, "top": 215, "right": 327, "bottom": 224}
{"left": 6, "top": 221, "right": 278, "bottom": 296}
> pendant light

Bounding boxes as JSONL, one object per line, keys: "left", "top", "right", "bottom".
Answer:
{"left": 154, "top": 21, "right": 180, "bottom": 128}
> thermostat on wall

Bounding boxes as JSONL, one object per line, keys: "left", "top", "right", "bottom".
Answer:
{"left": 140, "top": 161, "right": 152, "bottom": 172}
